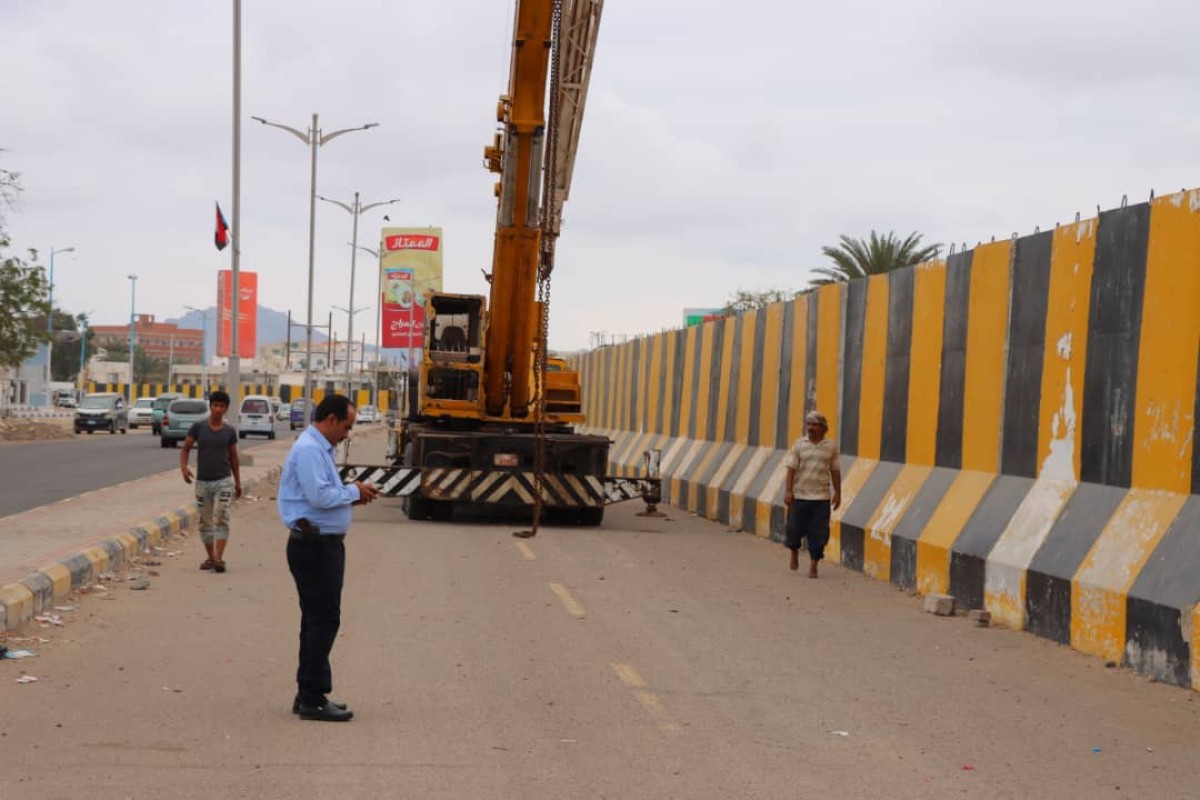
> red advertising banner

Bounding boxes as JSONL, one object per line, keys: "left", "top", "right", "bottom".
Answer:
{"left": 381, "top": 268, "right": 418, "bottom": 349}
{"left": 216, "top": 270, "right": 257, "bottom": 358}
{"left": 380, "top": 227, "right": 442, "bottom": 366}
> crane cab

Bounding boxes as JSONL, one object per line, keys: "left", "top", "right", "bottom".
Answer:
{"left": 420, "top": 293, "right": 487, "bottom": 418}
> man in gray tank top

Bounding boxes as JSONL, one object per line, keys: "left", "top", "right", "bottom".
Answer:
{"left": 180, "top": 390, "right": 242, "bottom": 573}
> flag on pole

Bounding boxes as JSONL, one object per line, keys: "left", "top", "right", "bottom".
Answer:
{"left": 214, "top": 202, "right": 230, "bottom": 251}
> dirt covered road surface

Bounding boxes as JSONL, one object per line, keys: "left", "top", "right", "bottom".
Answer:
{"left": 2, "top": 482, "right": 1198, "bottom": 799}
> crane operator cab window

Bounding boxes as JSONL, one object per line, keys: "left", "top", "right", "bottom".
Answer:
{"left": 425, "top": 295, "right": 484, "bottom": 404}
{"left": 429, "top": 296, "right": 483, "bottom": 362}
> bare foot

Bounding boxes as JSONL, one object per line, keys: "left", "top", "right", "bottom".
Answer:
{"left": 789, "top": 550, "right": 799, "bottom": 571}
{"left": 808, "top": 564, "right": 818, "bottom": 579}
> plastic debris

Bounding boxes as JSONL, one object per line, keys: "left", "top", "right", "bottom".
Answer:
{"left": 15, "top": 675, "right": 38, "bottom": 684}
{"left": 162, "top": 686, "right": 183, "bottom": 693}
{"left": 962, "top": 765, "right": 976, "bottom": 771}
{"left": 3, "top": 649, "right": 38, "bottom": 660}
{"left": 829, "top": 730, "right": 850, "bottom": 737}
{"left": 33, "top": 614, "right": 66, "bottom": 627}
{"left": 1092, "top": 747, "right": 1102, "bottom": 754}
{"left": 129, "top": 579, "right": 151, "bottom": 591}
{"left": 52, "top": 605, "right": 76, "bottom": 612}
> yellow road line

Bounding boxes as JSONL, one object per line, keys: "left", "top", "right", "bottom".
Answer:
{"left": 611, "top": 663, "right": 680, "bottom": 732}
{"left": 611, "top": 662, "right": 646, "bottom": 687}
{"left": 635, "top": 691, "right": 680, "bottom": 730}
{"left": 549, "top": 582, "right": 586, "bottom": 619}
{"left": 514, "top": 541, "right": 536, "bottom": 561}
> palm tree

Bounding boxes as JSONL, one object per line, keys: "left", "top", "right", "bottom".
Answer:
{"left": 809, "top": 230, "right": 941, "bottom": 286}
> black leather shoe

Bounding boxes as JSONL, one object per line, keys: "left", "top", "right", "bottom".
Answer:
{"left": 292, "top": 696, "right": 348, "bottom": 715}
{"left": 296, "top": 700, "right": 353, "bottom": 722}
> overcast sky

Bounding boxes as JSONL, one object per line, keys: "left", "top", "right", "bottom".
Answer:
{"left": 4, "top": 0, "right": 1199, "bottom": 353}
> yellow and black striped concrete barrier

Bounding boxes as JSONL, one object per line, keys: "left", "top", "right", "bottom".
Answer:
{"left": 576, "top": 188, "right": 1200, "bottom": 690}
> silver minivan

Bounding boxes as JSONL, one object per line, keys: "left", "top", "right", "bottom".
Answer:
{"left": 238, "top": 395, "right": 276, "bottom": 440}
{"left": 74, "top": 393, "right": 128, "bottom": 435}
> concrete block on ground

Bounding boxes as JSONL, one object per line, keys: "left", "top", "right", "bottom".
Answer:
{"left": 969, "top": 609, "right": 992, "bottom": 627}
{"left": 924, "top": 593, "right": 956, "bottom": 617}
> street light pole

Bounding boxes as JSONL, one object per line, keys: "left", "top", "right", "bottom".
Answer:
{"left": 352, "top": 243, "right": 383, "bottom": 411}
{"left": 77, "top": 312, "right": 90, "bottom": 393}
{"left": 331, "top": 304, "right": 371, "bottom": 395}
{"left": 127, "top": 274, "right": 138, "bottom": 401}
{"left": 250, "top": 114, "right": 378, "bottom": 416}
{"left": 318, "top": 193, "right": 401, "bottom": 400}
{"left": 184, "top": 305, "right": 211, "bottom": 395}
{"left": 45, "top": 245, "right": 75, "bottom": 399}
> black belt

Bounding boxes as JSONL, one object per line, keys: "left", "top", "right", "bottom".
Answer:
{"left": 288, "top": 528, "right": 345, "bottom": 542}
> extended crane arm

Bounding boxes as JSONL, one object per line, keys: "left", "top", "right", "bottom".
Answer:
{"left": 541, "top": 0, "right": 603, "bottom": 276}
{"left": 482, "top": 0, "right": 602, "bottom": 419}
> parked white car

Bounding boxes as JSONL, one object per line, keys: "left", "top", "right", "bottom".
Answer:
{"left": 356, "top": 405, "right": 379, "bottom": 424}
{"left": 128, "top": 397, "right": 156, "bottom": 429}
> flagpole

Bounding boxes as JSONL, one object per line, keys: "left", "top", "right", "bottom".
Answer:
{"left": 226, "top": 0, "right": 243, "bottom": 401}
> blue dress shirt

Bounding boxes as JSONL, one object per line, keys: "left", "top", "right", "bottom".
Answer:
{"left": 277, "top": 426, "right": 362, "bottom": 534}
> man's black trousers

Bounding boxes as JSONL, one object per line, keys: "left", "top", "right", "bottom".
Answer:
{"left": 286, "top": 534, "right": 345, "bottom": 704}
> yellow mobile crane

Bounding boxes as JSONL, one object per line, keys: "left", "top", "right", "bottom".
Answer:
{"left": 343, "top": 0, "right": 660, "bottom": 526}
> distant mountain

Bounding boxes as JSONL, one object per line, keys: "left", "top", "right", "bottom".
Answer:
{"left": 165, "top": 306, "right": 328, "bottom": 363}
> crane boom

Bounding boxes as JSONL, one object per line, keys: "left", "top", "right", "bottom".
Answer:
{"left": 361, "top": 0, "right": 660, "bottom": 529}
{"left": 542, "top": 0, "right": 603, "bottom": 271}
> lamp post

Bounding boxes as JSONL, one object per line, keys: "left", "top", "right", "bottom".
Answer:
{"left": 331, "top": 304, "right": 371, "bottom": 396}
{"left": 318, "top": 193, "right": 400, "bottom": 400}
{"left": 45, "top": 245, "right": 75, "bottom": 399}
{"left": 352, "top": 244, "right": 383, "bottom": 411}
{"left": 184, "top": 305, "right": 211, "bottom": 394}
{"left": 127, "top": 274, "right": 138, "bottom": 401}
{"left": 77, "top": 311, "right": 91, "bottom": 393}
{"left": 250, "top": 113, "right": 378, "bottom": 417}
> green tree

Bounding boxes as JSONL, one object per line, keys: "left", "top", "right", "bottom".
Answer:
{"left": 135, "top": 347, "right": 168, "bottom": 383}
{"left": 98, "top": 338, "right": 130, "bottom": 362}
{"left": 809, "top": 230, "right": 941, "bottom": 286}
{"left": 722, "top": 287, "right": 798, "bottom": 315}
{"left": 47, "top": 310, "right": 88, "bottom": 381}
{"left": 0, "top": 163, "right": 52, "bottom": 368}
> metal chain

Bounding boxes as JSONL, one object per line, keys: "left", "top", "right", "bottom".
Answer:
{"left": 526, "top": 0, "right": 563, "bottom": 537}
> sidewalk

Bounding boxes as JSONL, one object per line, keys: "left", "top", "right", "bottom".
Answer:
{"left": 0, "top": 427, "right": 388, "bottom": 630}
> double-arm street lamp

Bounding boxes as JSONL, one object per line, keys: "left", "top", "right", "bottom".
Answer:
{"left": 352, "top": 243, "right": 384, "bottom": 411}
{"left": 330, "top": 304, "right": 372, "bottom": 393}
{"left": 250, "top": 113, "right": 378, "bottom": 413}
{"left": 184, "top": 305, "right": 212, "bottom": 392}
{"left": 317, "top": 193, "right": 401, "bottom": 401}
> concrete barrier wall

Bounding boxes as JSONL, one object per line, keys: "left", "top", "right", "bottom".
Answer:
{"left": 577, "top": 189, "right": 1200, "bottom": 689}
{"left": 83, "top": 383, "right": 391, "bottom": 409}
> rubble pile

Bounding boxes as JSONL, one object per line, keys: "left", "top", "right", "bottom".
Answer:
{"left": 0, "top": 417, "right": 75, "bottom": 442}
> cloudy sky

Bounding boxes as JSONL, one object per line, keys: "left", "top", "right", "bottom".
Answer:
{"left": 4, "top": 0, "right": 1199, "bottom": 353}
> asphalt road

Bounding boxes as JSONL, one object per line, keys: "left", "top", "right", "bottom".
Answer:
{"left": 2, "top": 493, "right": 1198, "bottom": 798}
{"left": 0, "top": 420, "right": 291, "bottom": 517}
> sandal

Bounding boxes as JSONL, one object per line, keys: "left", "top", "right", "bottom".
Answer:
{"left": 213, "top": 560, "right": 227, "bottom": 573}
{"left": 200, "top": 559, "right": 214, "bottom": 571}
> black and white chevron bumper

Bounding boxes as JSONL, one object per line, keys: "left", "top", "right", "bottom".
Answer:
{"left": 339, "top": 465, "right": 659, "bottom": 508}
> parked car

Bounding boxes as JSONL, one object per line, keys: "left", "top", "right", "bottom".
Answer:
{"left": 74, "top": 393, "right": 128, "bottom": 435}
{"left": 160, "top": 398, "right": 209, "bottom": 448}
{"left": 238, "top": 394, "right": 276, "bottom": 440}
{"left": 151, "top": 392, "right": 184, "bottom": 435}
{"left": 276, "top": 402, "right": 291, "bottom": 421}
{"left": 356, "top": 405, "right": 379, "bottom": 424}
{"left": 128, "top": 397, "right": 156, "bottom": 429}
{"left": 289, "top": 398, "right": 313, "bottom": 431}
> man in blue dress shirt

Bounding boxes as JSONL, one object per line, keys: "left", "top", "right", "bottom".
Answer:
{"left": 278, "top": 394, "right": 379, "bottom": 722}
